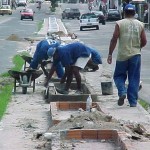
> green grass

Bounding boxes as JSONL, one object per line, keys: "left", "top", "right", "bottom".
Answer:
{"left": 139, "top": 99, "right": 150, "bottom": 111}
{"left": 37, "top": 20, "right": 44, "bottom": 32}
{"left": 0, "top": 85, "right": 13, "bottom": 119}
{"left": 0, "top": 52, "right": 29, "bottom": 120}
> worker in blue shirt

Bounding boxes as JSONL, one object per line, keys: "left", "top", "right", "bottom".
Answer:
{"left": 28, "top": 39, "right": 64, "bottom": 78}
{"left": 44, "top": 42, "right": 102, "bottom": 94}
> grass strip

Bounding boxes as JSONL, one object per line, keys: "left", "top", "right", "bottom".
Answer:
{"left": 0, "top": 52, "right": 29, "bottom": 120}
{"left": 37, "top": 20, "right": 44, "bottom": 32}
{"left": 139, "top": 99, "right": 150, "bottom": 111}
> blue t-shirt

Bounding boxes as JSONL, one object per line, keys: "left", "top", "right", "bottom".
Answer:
{"left": 53, "top": 42, "right": 102, "bottom": 67}
{"left": 30, "top": 39, "right": 59, "bottom": 69}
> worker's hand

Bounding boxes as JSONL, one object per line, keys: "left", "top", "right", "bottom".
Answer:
{"left": 107, "top": 55, "right": 112, "bottom": 64}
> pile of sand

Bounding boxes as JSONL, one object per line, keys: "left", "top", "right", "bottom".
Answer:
{"left": 6, "top": 34, "right": 23, "bottom": 41}
{"left": 48, "top": 110, "right": 126, "bottom": 132}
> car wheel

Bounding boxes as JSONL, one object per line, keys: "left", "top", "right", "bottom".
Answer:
{"left": 21, "top": 17, "right": 23, "bottom": 20}
{"left": 32, "top": 17, "right": 34, "bottom": 21}
{"left": 96, "top": 26, "right": 99, "bottom": 30}
{"left": 80, "top": 27, "right": 83, "bottom": 31}
{"left": 77, "top": 17, "right": 79, "bottom": 20}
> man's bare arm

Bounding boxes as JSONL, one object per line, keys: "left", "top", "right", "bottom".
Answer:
{"left": 140, "top": 29, "right": 147, "bottom": 48}
{"left": 108, "top": 24, "right": 119, "bottom": 55}
{"left": 107, "top": 23, "right": 119, "bottom": 64}
{"left": 44, "top": 65, "right": 56, "bottom": 87}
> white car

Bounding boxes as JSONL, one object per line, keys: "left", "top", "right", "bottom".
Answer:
{"left": 0, "top": 5, "right": 12, "bottom": 15}
{"left": 79, "top": 12, "right": 99, "bottom": 31}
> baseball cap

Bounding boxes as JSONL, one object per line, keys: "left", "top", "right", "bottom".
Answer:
{"left": 47, "top": 47, "right": 56, "bottom": 58}
{"left": 125, "top": 4, "right": 135, "bottom": 11}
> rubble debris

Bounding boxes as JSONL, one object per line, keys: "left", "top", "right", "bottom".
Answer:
{"left": 49, "top": 31, "right": 67, "bottom": 37}
{"left": 48, "top": 110, "right": 125, "bottom": 131}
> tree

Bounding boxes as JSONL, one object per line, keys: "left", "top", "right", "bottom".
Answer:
{"left": 50, "top": 0, "right": 58, "bottom": 12}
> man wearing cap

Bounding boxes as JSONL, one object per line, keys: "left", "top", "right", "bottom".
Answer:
{"left": 45, "top": 42, "right": 102, "bottom": 94}
{"left": 29, "top": 39, "right": 64, "bottom": 78}
{"left": 107, "top": 4, "right": 147, "bottom": 107}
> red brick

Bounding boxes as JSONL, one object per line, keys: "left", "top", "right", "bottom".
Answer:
{"left": 58, "top": 102, "right": 69, "bottom": 110}
{"left": 69, "top": 102, "right": 81, "bottom": 109}
{"left": 66, "top": 130, "right": 82, "bottom": 140}
{"left": 82, "top": 130, "right": 98, "bottom": 139}
{"left": 97, "top": 130, "right": 113, "bottom": 140}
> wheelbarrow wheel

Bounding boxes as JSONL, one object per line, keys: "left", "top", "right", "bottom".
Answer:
{"left": 22, "top": 75, "right": 28, "bottom": 94}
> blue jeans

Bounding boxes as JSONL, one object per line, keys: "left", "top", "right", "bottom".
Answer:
{"left": 113, "top": 55, "right": 141, "bottom": 106}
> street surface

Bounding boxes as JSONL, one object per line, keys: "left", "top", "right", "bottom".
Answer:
{"left": 0, "top": 1, "right": 51, "bottom": 74}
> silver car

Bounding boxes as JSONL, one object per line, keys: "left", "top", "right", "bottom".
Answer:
{"left": 79, "top": 13, "right": 99, "bottom": 31}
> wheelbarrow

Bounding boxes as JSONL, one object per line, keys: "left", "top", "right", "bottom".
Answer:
{"left": 20, "top": 54, "right": 51, "bottom": 77}
{"left": 8, "top": 69, "right": 43, "bottom": 94}
{"left": 20, "top": 55, "right": 33, "bottom": 70}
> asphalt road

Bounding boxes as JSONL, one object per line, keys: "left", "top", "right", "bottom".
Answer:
{"left": 59, "top": 3, "right": 150, "bottom": 104}
{"left": 0, "top": 1, "right": 51, "bottom": 74}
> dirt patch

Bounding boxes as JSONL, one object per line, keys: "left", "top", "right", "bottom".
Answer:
{"left": 6, "top": 34, "right": 24, "bottom": 41}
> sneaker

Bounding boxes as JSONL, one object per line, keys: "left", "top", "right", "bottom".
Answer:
{"left": 56, "top": 87, "right": 69, "bottom": 94}
{"left": 75, "top": 90, "right": 83, "bottom": 94}
{"left": 118, "top": 95, "right": 126, "bottom": 106}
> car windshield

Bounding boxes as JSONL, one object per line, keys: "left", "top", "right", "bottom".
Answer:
{"left": 92, "top": 11, "right": 103, "bottom": 15}
{"left": 81, "top": 13, "right": 97, "bottom": 19}
{"left": 109, "top": 10, "right": 119, "bottom": 14}
{"left": 64, "top": 8, "right": 70, "bottom": 12}
{"left": 22, "top": 9, "right": 32, "bottom": 12}
{"left": 1, "top": 5, "right": 10, "bottom": 9}
{"left": 70, "top": 9, "right": 79, "bottom": 12}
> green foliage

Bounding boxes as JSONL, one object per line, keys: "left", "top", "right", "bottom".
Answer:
{"left": 50, "top": 0, "right": 59, "bottom": 12}
{"left": 50, "top": 7, "right": 56, "bottom": 12}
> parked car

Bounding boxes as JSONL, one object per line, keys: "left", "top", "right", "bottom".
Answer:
{"left": 20, "top": 8, "right": 35, "bottom": 21}
{"left": 0, "top": 5, "right": 12, "bottom": 15}
{"left": 62, "top": 8, "right": 80, "bottom": 19}
{"left": 79, "top": 12, "right": 99, "bottom": 31}
{"left": 91, "top": 10, "right": 106, "bottom": 25}
{"left": 107, "top": 9, "right": 121, "bottom": 21}
{"left": 17, "top": 0, "right": 27, "bottom": 7}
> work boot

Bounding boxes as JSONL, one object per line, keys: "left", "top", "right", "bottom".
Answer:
{"left": 118, "top": 95, "right": 126, "bottom": 106}
{"left": 56, "top": 87, "right": 69, "bottom": 94}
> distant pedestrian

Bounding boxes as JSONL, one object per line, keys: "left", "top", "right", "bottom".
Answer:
{"left": 44, "top": 42, "right": 102, "bottom": 94}
{"left": 144, "top": 9, "right": 148, "bottom": 23}
{"left": 107, "top": 4, "right": 147, "bottom": 107}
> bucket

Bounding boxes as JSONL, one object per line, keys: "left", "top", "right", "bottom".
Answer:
{"left": 101, "top": 81, "right": 113, "bottom": 95}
